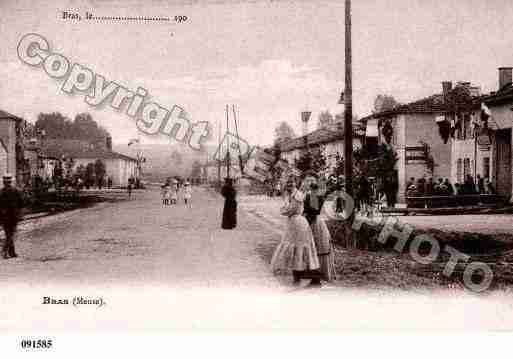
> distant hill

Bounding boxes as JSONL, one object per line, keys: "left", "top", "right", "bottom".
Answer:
{"left": 113, "top": 143, "right": 217, "bottom": 182}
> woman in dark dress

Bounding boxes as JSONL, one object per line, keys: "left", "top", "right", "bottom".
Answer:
{"left": 304, "top": 182, "right": 336, "bottom": 283}
{"left": 221, "top": 178, "right": 237, "bottom": 229}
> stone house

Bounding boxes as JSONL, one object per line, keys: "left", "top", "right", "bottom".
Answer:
{"left": 278, "top": 123, "right": 365, "bottom": 177}
{"left": 451, "top": 67, "right": 513, "bottom": 201}
{"left": 41, "top": 138, "right": 139, "bottom": 186}
{"left": 360, "top": 82, "right": 481, "bottom": 204}
{"left": 0, "top": 110, "right": 23, "bottom": 188}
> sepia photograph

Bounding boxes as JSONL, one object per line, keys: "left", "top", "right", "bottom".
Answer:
{"left": 1, "top": 0, "right": 513, "bottom": 353}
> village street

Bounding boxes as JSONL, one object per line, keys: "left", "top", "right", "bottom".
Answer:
{"left": 0, "top": 187, "right": 283, "bottom": 288}
{"left": 1, "top": 187, "right": 513, "bottom": 331}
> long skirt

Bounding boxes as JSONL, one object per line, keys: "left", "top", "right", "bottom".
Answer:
{"left": 222, "top": 200, "right": 237, "bottom": 229}
{"left": 271, "top": 215, "right": 320, "bottom": 273}
{"left": 311, "top": 216, "right": 337, "bottom": 282}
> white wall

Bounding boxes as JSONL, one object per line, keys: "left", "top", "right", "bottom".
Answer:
{"left": 60, "top": 157, "right": 137, "bottom": 186}
{"left": 451, "top": 138, "right": 493, "bottom": 184}
{"left": 0, "top": 119, "right": 17, "bottom": 188}
{"left": 489, "top": 103, "right": 513, "bottom": 201}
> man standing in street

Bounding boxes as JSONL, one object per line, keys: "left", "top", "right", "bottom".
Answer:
{"left": 0, "top": 174, "right": 23, "bottom": 259}
{"left": 127, "top": 181, "right": 133, "bottom": 200}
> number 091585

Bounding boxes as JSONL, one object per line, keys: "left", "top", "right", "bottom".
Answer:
{"left": 20, "top": 339, "right": 53, "bottom": 349}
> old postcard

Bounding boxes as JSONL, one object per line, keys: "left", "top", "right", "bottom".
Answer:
{"left": 1, "top": 0, "right": 513, "bottom": 354}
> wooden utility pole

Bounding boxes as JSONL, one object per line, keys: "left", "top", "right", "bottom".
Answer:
{"left": 226, "top": 104, "right": 231, "bottom": 179}
{"left": 344, "top": 0, "right": 353, "bottom": 196}
{"left": 217, "top": 118, "right": 221, "bottom": 186}
{"left": 232, "top": 105, "right": 244, "bottom": 174}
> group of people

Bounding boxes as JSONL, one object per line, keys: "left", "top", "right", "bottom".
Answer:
{"left": 219, "top": 174, "right": 337, "bottom": 286}
{"left": 406, "top": 174, "right": 496, "bottom": 197}
{"left": 161, "top": 179, "right": 192, "bottom": 206}
{"left": 270, "top": 176, "right": 337, "bottom": 287}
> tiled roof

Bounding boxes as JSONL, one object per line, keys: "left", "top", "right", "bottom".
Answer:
{"left": 361, "top": 85, "right": 479, "bottom": 121}
{"left": 361, "top": 82, "right": 513, "bottom": 123}
{"left": 41, "top": 139, "right": 137, "bottom": 162}
{"left": 0, "top": 110, "right": 23, "bottom": 121}
{"left": 360, "top": 94, "right": 451, "bottom": 121}
{"left": 279, "top": 124, "right": 364, "bottom": 153}
{"left": 481, "top": 83, "right": 513, "bottom": 106}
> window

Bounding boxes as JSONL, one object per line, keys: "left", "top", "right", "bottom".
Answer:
{"left": 463, "top": 158, "right": 471, "bottom": 179}
{"left": 457, "top": 158, "right": 463, "bottom": 183}
{"left": 456, "top": 114, "right": 463, "bottom": 140}
{"left": 483, "top": 157, "right": 490, "bottom": 179}
{"left": 463, "top": 114, "right": 471, "bottom": 140}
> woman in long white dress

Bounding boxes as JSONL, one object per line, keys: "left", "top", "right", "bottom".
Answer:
{"left": 270, "top": 178, "right": 320, "bottom": 285}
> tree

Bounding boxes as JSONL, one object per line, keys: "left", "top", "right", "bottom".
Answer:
{"left": 329, "top": 111, "right": 359, "bottom": 132}
{"left": 317, "top": 110, "right": 335, "bottom": 129}
{"left": 35, "top": 112, "right": 111, "bottom": 141}
{"left": 74, "top": 113, "right": 109, "bottom": 142}
{"left": 63, "top": 157, "right": 75, "bottom": 188}
{"left": 94, "top": 159, "right": 106, "bottom": 188}
{"left": 380, "top": 119, "right": 394, "bottom": 144}
{"left": 295, "top": 149, "right": 327, "bottom": 178}
{"left": 85, "top": 162, "right": 95, "bottom": 189}
{"left": 373, "top": 94, "right": 400, "bottom": 113}
{"left": 353, "top": 143, "right": 399, "bottom": 207}
{"left": 267, "top": 143, "right": 283, "bottom": 189}
{"left": 75, "top": 164, "right": 86, "bottom": 181}
{"left": 331, "top": 153, "right": 345, "bottom": 177}
{"left": 274, "top": 121, "right": 296, "bottom": 145}
{"left": 353, "top": 144, "right": 398, "bottom": 178}
{"left": 36, "top": 112, "right": 73, "bottom": 139}
{"left": 52, "top": 160, "right": 64, "bottom": 190}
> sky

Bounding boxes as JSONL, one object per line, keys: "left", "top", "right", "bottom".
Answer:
{"left": 1, "top": 0, "right": 513, "bottom": 149}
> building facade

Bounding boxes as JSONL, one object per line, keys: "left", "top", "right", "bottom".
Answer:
{"left": 279, "top": 124, "right": 364, "bottom": 177}
{"left": 450, "top": 68, "right": 513, "bottom": 201}
{"left": 41, "top": 139, "right": 139, "bottom": 186}
{"left": 361, "top": 82, "right": 481, "bottom": 204}
{"left": 0, "top": 110, "right": 22, "bottom": 188}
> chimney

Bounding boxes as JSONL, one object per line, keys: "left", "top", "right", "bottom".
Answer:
{"left": 106, "top": 136, "right": 112, "bottom": 151}
{"left": 498, "top": 67, "right": 513, "bottom": 90}
{"left": 442, "top": 81, "right": 452, "bottom": 96}
{"left": 301, "top": 111, "right": 311, "bottom": 137}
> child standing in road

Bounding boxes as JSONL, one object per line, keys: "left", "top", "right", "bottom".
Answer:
{"left": 162, "top": 183, "right": 171, "bottom": 205}
{"left": 170, "top": 182, "right": 178, "bottom": 205}
{"left": 183, "top": 181, "right": 192, "bottom": 205}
